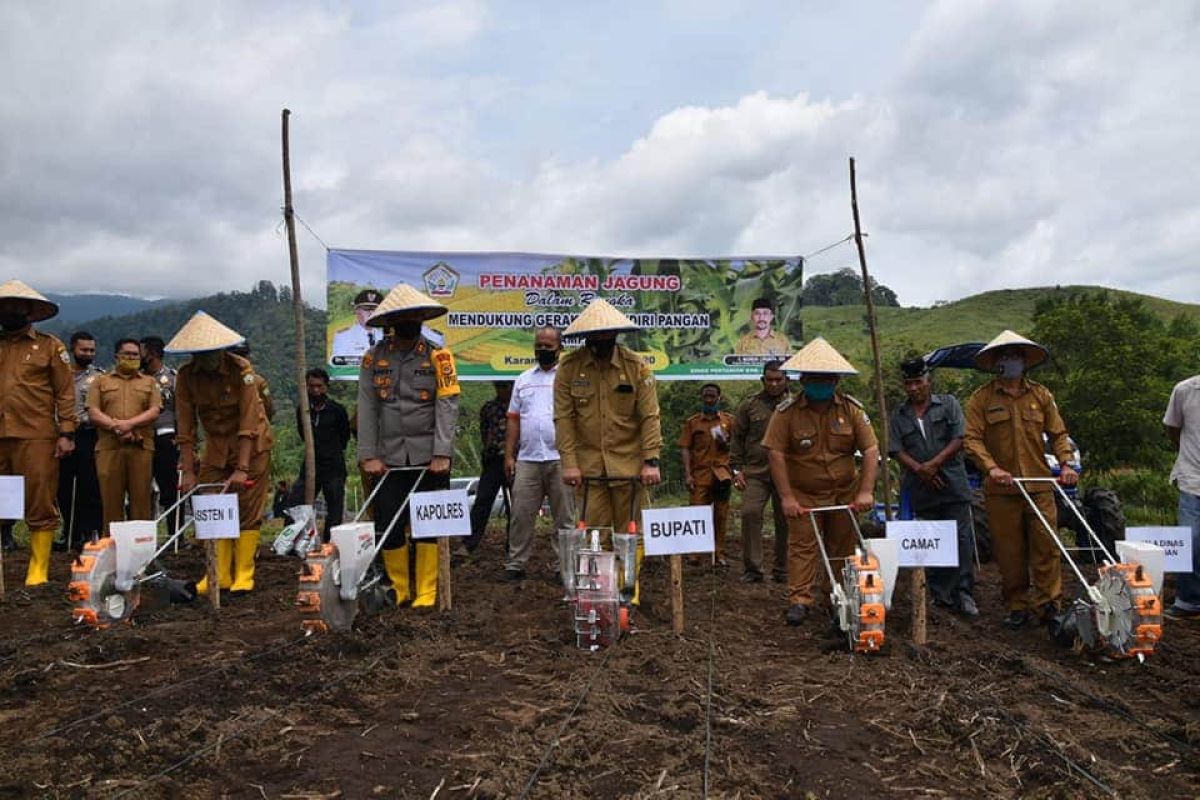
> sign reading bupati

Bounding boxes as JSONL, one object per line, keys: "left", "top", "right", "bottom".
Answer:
{"left": 642, "top": 505, "right": 715, "bottom": 557}
{"left": 326, "top": 249, "right": 803, "bottom": 380}
{"left": 885, "top": 520, "right": 959, "bottom": 568}
{"left": 0, "top": 476, "right": 24, "bottom": 520}
{"left": 1125, "top": 527, "right": 1194, "bottom": 573}
{"left": 192, "top": 494, "right": 240, "bottom": 540}
{"left": 410, "top": 489, "right": 472, "bottom": 539}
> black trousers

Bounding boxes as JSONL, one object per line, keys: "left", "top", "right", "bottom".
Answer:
{"left": 915, "top": 500, "right": 976, "bottom": 604}
{"left": 57, "top": 427, "right": 102, "bottom": 546}
{"left": 286, "top": 464, "right": 347, "bottom": 540}
{"left": 466, "top": 454, "right": 509, "bottom": 552}
{"left": 153, "top": 432, "right": 180, "bottom": 538}
{"left": 374, "top": 469, "right": 450, "bottom": 549}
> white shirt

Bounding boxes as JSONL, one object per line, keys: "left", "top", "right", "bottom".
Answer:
{"left": 1164, "top": 375, "right": 1200, "bottom": 496}
{"left": 509, "top": 364, "right": 560, "bottom": 462}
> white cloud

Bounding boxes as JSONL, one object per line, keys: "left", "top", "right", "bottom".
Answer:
{"left": 1, "top": 1, "right": 1197, "bottom": 309}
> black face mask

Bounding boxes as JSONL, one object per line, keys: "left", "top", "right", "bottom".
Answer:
{"left": 392, "top": 321, "right": 422, "bottom": 340}
{"left": 535, "top": 348, "right": 558, "bottom": 367}
{"left": 0, "top": 312, "right": 28, "bottom": 331}
{"left": 586, "top": 338, "right": 615, "bottom": 360}
{"left": 74, "top": 356, "right": 93, "bottom": 369}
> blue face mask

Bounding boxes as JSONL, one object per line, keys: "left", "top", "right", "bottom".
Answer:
{"left": 702, "top": 402, "right": 719, "bottom": 415}
{"left": 803, "top": 382, "right": 835, "bottom": 402}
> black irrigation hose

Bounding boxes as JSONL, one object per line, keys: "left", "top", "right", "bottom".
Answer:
{"left": 107, "top": 637, "right": 413, "bottom": 800}
{"left": 517, "top": 646, "right": 616, "bottom": 800}
{"left": 35, "top": 633, "right": 310, "bottom": 741}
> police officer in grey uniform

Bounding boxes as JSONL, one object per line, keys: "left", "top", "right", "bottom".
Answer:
{"left": 357, "top": 284, "right": 461, "bottom": 608}
{"left": 331, "top": 288, "right": 383, "bottom": 367}
{"left": 140, "top": 336, "right": 180, "bottom": 539}
{"left": 56, "top": 330, "right": 104, "bottom": 549}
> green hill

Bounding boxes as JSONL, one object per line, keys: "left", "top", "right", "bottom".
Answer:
{"left": 804, "top": 285, "right": 1200, "bottom": 368}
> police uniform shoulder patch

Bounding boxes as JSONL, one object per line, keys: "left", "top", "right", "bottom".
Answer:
{"left": 775, "top": 395, "right": 796, "bottom": 412}
{"left": 59, "top": 349, "right": 70, "bottom": 364}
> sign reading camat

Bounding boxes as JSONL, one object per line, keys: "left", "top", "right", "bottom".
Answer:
{"left": 1125, "top": 527, "right": 1193, "bottom": 573}
{"left": 642, "top": 505, "right": 714, "bottom": 557}
{"left": 192, "top": 494, "right": 240, "bottom": 540}
{"left": 410, "top": 489, "right": 472, "bottom": 539}
{"left": 885, "top": 520, "right": 959, "bottom": 568}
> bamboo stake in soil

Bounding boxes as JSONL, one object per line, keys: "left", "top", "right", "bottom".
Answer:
{"left": 848, "top": 157, "right": 926, "bottom": 644}
{"left": 438, "top": 537, "right": 452, "bottom": 611}
{"left": 205, "top": 540, "right": 220, "bottom": 611}
{"left": 670, "top": 554, "right": 684, "bottom": 634}
{"left": 281, "top": 109, "right": 318, "bottom": 509}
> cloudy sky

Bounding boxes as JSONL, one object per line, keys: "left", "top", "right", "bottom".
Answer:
{"left": 2, "top": 1, "right": 1197, "bottom": 308}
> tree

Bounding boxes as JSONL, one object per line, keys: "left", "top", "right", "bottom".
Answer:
{"left": 801, "top": 267, "right": 899, "bottom": 307}
{"left": 1031, "top": 291, "right": 1200, "bottom": 471}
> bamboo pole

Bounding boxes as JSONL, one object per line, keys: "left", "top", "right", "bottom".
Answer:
{"left": 437, "top": 537, "right": 453, "bottom": 610}
{"left": 205, "top": 540, "right": 220, "bottom": 612}
{"left": 670, "top": 554, "right": 684, "bottom": 634}
{"left": 281, "top": 109, "right": 318, "bottom": 509}
{"left": 849, "top": 157, "right": 926, "bottom": 645}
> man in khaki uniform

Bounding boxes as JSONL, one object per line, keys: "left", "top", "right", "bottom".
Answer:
{"left": 555, "top": 298, "right": 662, "bottom": 603}
{"left": 965, "top": 330, "right": 1076, "bottom": 629}
{"left": 87, "top": 338, "right": 162, "bottom": 530}
{"left": 763, "top": 338, "right": 878, "bottom": 625}
{"left": 0, "top": 280, "right": 76, "bottom": 586}
{"left": 169, "top": 312, "right": 274, "bottom": 595}
{"left": 680, "top": 383, "right": 736, "bottom": 566}
{"left": 732, "top": 359, "right": 791, "bottom": 582}
{"left": 735, "top": 297, "right": 791, "bottom": 356}
{"left": 357, "top": 284, "right": 459, "bottom": 608}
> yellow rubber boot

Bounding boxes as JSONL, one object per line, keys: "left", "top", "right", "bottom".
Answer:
{"left": 631, "top": 538, "right": 645, "bottom": 607}
{"left": 195, "top": 539, "right": 234, "bottom": 595}
{"left": 24, "top": 530, "right": 55, "bottom": 587}
{"left": 412, "top": 542, "right": 439, "bottom": 608}
{"left": 382, "top": 547, "right": 411, "bottom": 606}
{"left": 230, "top": 530, "right": 259, "bottom": 593}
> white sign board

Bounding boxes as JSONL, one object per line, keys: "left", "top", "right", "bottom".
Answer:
{"left": 642, "top": 505, "right": 715, "bottom": 557}
{"left": 886, "top": 520, "right": 959, "bottom": 568}
{"left": 410, "top": 489, "right": 472, "bottom": 539}
{"left": 1124, "top": 527, "right": 1194, "bottom": 573}
{"left": 192, "top": 494, "right": 240, "bottom": 540}
{"left": 0, "top": 475, "right": 24, "bottom": 520}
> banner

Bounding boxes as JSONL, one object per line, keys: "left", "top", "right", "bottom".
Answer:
{"left": 326, "top": 249, "right": 803, "bottom": 380}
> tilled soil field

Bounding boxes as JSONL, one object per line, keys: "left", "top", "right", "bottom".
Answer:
{"left": 1, "top": 526, "right": 1198, "bottom": 799}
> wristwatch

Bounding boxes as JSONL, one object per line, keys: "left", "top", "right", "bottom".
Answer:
{"left": 643, "top": 458, "right": 660, "bottom": 468}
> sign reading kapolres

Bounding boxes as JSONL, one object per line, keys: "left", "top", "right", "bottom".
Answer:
{"left": 326, "top": 250, "right": 803, "bottom": 380}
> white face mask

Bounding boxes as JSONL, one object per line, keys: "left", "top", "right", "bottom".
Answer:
{"left": 996, "top": 356, "right": 1025, "bottom": 379}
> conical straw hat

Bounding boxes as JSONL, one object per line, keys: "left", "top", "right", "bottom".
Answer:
{"left": 780, "top": 337, "right": 858, "bottom": 375}
{"left": 564, "top": 297, "right": 639, "bottom": 336}
{"left": 164, "top": 311, "right": 246, "bottom": 353}
{"left": 365, "top": 283, "right": 448, "bottom": 327}
{"left": 975, "top": 329, "right": 1047, "bottom": 371}
{"left": 0, "top": 278, "right": 58, "bottom": 322}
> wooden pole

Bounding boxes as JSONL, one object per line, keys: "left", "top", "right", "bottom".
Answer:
{"left": 437, "top": 537, "right": 452, "bottom": 610}
{"left": 670, "top": 554, "right": 684, "bottom": 635}
{"left": 205, "top": 540, "right": 220, "bottom": 612}
{"left": 0, "top": 532, "right": 7, "bottom": 601}
{"left": 849, "top": 158, "right": 926, "bottom": 645}
{"left": 281, "top": 109, "right": 318, "bottom": 509}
